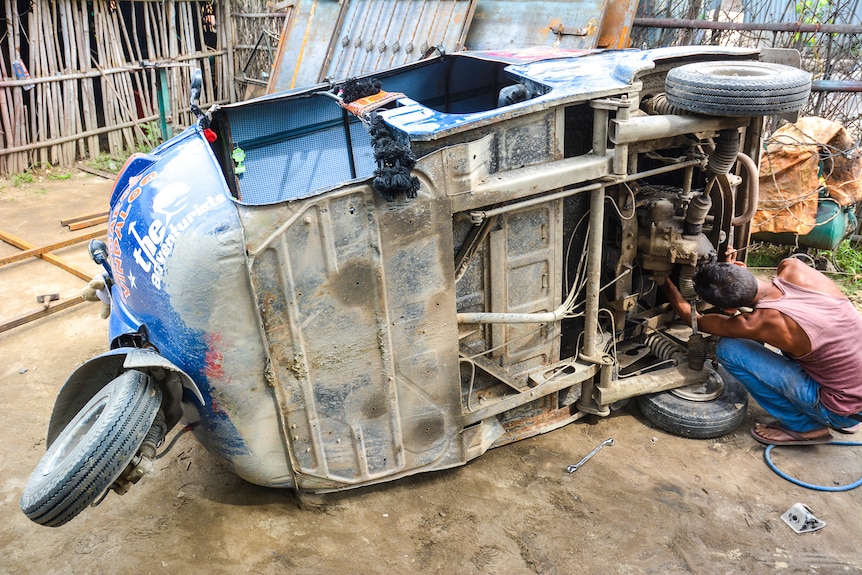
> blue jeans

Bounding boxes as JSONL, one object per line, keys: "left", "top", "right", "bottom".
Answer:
{"left": 716, "top": 338, "right": 862, "bottom": 432}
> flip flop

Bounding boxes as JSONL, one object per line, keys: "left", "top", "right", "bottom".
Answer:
{"left": 750, "top": 421, "right": 834, "bottom": 446}
{"left": 832, "top": 423, "right": 861, "bottom": 434}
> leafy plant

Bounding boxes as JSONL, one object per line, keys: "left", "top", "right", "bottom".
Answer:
{"left": 12, "top": 171, "right": 35, "bottom": 187}
{"left": 793, "top": 0, "right": 833, "bottom": 47}
{"left": 46, "top": 170, "right": 72, "bottom": 181}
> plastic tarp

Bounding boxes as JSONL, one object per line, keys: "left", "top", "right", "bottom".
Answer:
{"left": 753, "top": 116, "right": 862, "bottom": 235}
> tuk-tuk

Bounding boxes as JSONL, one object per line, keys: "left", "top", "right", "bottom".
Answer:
{"left": 21, "top": 45, "right": 810, "bottom": 526}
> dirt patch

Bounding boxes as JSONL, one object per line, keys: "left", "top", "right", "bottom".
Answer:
{"left": 1, "top": 175, "right": 861, "bottom": 574}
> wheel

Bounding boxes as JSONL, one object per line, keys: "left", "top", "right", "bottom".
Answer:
{"left": 665, "top": 61, "right": 811, "bottom": 117}
{"left": 20, "top": 370, "right": 162, "bottom": 527}
{"left": 636, "top": 365, "right": 748, "bottom": 439}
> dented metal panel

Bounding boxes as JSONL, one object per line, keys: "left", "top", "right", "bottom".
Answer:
{"left": 242, "top": 177, "right": 463, "bottom": 489}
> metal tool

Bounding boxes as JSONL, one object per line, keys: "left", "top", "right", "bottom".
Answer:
{"left": 36, "top": 293, "right": 59, "bottom": 309}
{"left": 566, "top": 438, "right": 614, "bottom": 473}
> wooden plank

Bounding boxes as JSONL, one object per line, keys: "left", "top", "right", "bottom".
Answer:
{"left": 0, "top": 229, "right": 95, "bottom": 281}
{"left": 75, "top": 163, "right": 117, "bottom": 180}
{"left": 0, "top": 228, "right": 106, "bottom": 266}
{"left": 68, "top": 215, "right": 109, "bottom": 231}
{"left": 60, "top": 211, "right": 110, "bottom": 226}
{"left": 0, "top": 295, "right": 85, "bottom": 334}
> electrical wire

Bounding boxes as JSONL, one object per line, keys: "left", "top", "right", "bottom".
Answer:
{"left": 764, "top": 441, "right": 862, "bottom": 491}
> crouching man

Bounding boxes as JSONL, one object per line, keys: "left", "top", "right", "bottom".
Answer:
{"left": 661, "top": 258, "right": 862, "bottom": 445}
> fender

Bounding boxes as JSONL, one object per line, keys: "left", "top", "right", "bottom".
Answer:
{"left": 47, "top": 348, "right": 204, "bottom": 447}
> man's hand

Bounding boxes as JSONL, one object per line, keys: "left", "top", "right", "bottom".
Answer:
{"left": 660, "top": 277, "right": 694, "bottom": 325}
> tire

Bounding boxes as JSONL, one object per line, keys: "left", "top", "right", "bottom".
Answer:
{"left": 636, "top": 366, "right": 748, "bottom": 439}
{"left": 20, "top": 370, "right": 162, "bottom": 527}
{"left": 665, "top": 61, "right": 811, "bottom": 117}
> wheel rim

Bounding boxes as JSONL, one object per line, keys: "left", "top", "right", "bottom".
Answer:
{"left": 670, "top": 369, "right": 724, "bottom": 402}
{"left": 42, "top": 395, "right": 109, "bottom": 476}
{"left": 698, "top": 63, "right": 777, "bottom": 79}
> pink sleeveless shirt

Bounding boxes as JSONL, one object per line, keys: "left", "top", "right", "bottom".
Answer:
{"left": 755, "top": 277, "right": 862, "bottom": 415}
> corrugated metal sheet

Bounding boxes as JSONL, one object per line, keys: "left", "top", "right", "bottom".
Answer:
{"left": 266, "top": 0, "right": 638, "bottom": 95}
{"left": 323, "top": 0, "right": 476, "bottom": 81}
{"left": 268, "top": 0, "right": 476, "bottom": 92}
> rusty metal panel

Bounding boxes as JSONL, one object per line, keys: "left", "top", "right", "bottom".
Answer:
{"left": 597, "top": 0, "right": 637, "bottom": 49}
{"left": 268, "top": 0, "right": 476, "bottom": 93}
{"left": 491, "top": 202, "right": 564, "bottom": 374}
{"left": 266, "top": 0, "right": 638, "bottom": 95}
{"left": 465, "top": 0, "right": 612, "bottom": 50}
{"left": 322, "top": 0, "right": 476, "bottom": 81}
{"left": 244, "top": 182, "right": 463, "bottom": 490}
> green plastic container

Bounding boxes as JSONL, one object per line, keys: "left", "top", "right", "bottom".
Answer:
{"left": 752, "top": 198, "right": 858, "bottom": 251}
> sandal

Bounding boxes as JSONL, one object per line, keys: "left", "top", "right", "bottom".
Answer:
{"left": 751, "top": 421, "right": 834, "bottom": 446}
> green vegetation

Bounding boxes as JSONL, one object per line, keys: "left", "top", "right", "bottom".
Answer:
{"left": 832, "top": 240, "right": 862, "bottom": 290}
{"left": 85, "top": 153, "right": 127, "bottom": 173}
{"left": 746, "top": 239, "right": 862, "bottom": 292}
{"left": 46, "top": 170, "right": 72, "bottom": 181}
{"left": 12, "top": 171, "right": 35, "bottom": 187}
{"left": 793, "top": 0, "right": 832, "bottom": 47}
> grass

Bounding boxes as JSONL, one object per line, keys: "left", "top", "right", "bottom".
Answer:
{"left": 85, "top": 153, "right": 127, "bottom": 173}
{"left": 12, "top": 172, "right": 35, "bottom": 187}
{"left": 46, "top": 171, "right": 72, "bottom": 181}
{"left": 831, "top": 240, "right": 862, "bottom": 291}
{"left": 746, "top": 239, "right": 862, "bottom": 292}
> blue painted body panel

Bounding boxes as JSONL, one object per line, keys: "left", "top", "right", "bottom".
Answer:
{"left": 106, "top": 127, "right": 293, "bottom": 486}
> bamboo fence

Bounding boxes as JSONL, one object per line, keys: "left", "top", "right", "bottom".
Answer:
{"left": 0, "top": 0, "right": 243, "bottom": 175}
{"left": 230, "top": 0, "right": 291, "bottom": 100}
{"left": 3, "top": 0, "right": 859, "bottom": 176}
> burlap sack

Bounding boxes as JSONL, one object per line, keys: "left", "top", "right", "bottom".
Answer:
{"left": 753, "top": 116, "right": 862, "bottom": 235}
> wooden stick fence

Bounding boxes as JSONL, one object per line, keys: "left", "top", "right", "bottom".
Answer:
{"left": 0, "top": 0, "right": 240, "bottom": 176}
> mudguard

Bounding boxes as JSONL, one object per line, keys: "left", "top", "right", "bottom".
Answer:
{"left": 46, "top": 348, "right": 203, "bottom": 447}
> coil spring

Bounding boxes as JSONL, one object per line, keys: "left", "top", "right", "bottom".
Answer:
{"left": 644, "top": 93, "right": 687, "bottom": 116}
{"left": 707, "top": 129, "right": 739, "bottom": 176}
{"left": 644, "top": 333, "right": 684, "bottom": 362}
{"left": 140, "top": 410, "right": 167, "bottom": 459}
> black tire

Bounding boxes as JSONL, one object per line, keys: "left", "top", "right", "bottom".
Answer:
{"left": 636, "top": 366, "right": 748, "bottom": 439}
{"left": 665, "top": 61, "right": 811, "bottom": 117}
{"left": 20, "top": 370, "right": 162, "bottom": 527}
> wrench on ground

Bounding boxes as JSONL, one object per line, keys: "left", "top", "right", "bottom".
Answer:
{"left": 566, "top": 438, "right": 614, "bottom": 473}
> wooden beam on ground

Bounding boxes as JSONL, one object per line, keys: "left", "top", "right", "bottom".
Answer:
{"left": 67, "top": 214, "right": 109, "bottom": 231}
{"left": 0, "top": 227, "right": 106, "bottom": 267}
{"left": 0, "top": 229, "right": 95, "bottom": 281}
{"left": 60, "top": 211, "right": 110, "bottom": 226}
{"left": 0, "top": 295, "right": 85, "bottom": 334}
{"left": 75, "top": 163, "right": 117, "bottom": 180}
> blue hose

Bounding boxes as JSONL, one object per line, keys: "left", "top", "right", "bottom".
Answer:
{"left": 764, "top": 441, "right": 862, "bottom": 491}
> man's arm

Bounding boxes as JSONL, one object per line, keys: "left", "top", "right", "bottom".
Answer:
{"left": 660, "top": 278, "right": 807, "bottom": 353}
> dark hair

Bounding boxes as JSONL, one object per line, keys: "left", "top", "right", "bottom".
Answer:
{"left": 693, "top": 262, "right": 758, "bottom": 309}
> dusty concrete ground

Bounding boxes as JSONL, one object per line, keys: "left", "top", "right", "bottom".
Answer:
{"left": 1, "top": 174, "right": 862, "bottom": 575}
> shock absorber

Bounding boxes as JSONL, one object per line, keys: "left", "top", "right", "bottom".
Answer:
{"left": 679, "top": 266, "right": 707, "bottom": 371}
{"left": 110, "top": 410, "right": 167, "bottom": 496}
